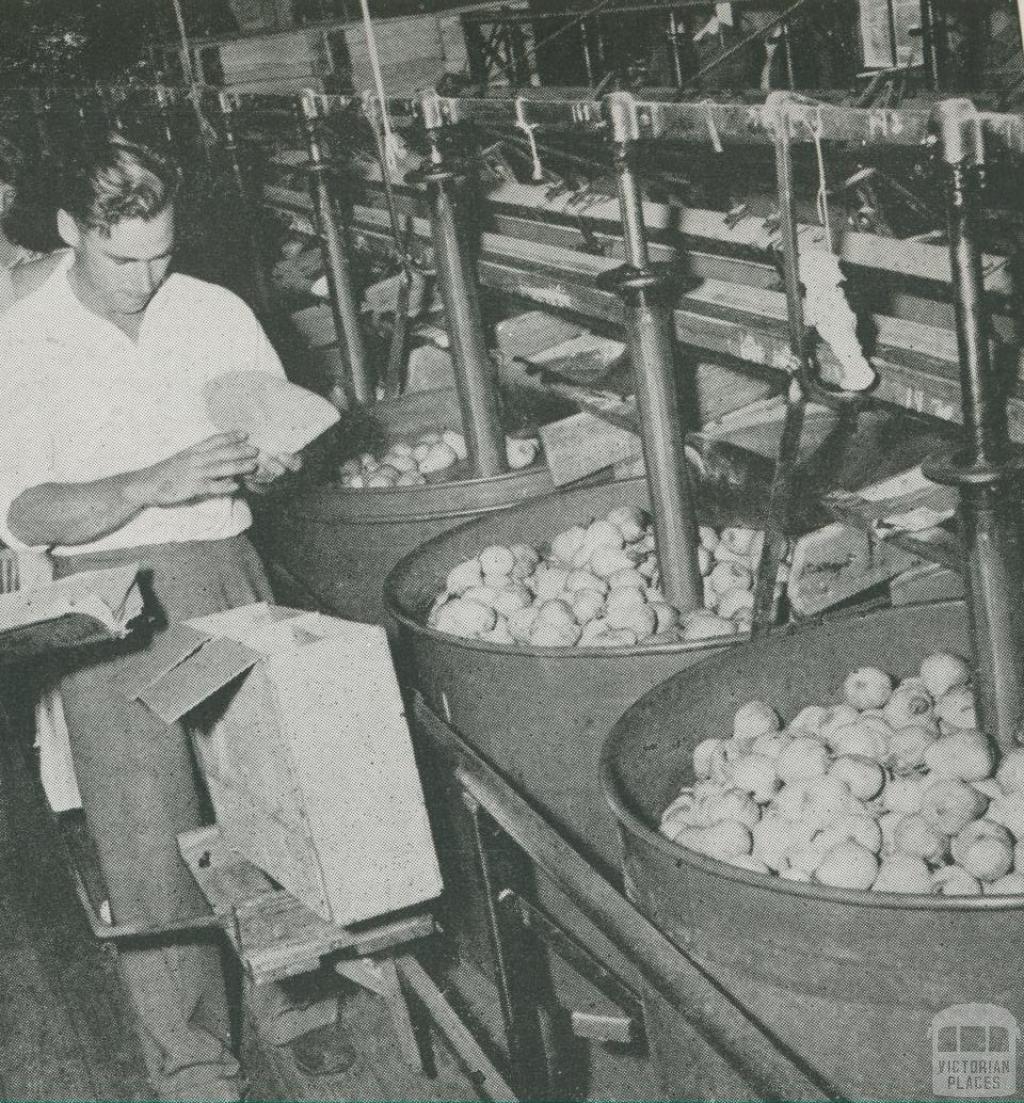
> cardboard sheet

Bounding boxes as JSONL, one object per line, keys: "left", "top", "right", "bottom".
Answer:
{"left": 204, "top": 371, "right": 340, "bottom": 456}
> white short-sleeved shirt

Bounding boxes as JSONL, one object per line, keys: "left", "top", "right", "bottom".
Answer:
{"left": 0, "top": 252, "right": 286, "bottom": 555}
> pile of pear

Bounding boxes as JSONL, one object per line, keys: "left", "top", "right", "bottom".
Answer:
{"left": 427, "top": 507, "right": 779, "bottom": 647}
{"left": 661, "top": 654, "right": 1024, "bottom": 895}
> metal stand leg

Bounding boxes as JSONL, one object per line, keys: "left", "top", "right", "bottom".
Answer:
{"left": 925, "top": 99, "right": 1024, "bottom": 750}
{"left": 597, "top": 92, "right": 703, "bottom": 613}
{"left": 299, "top": 91, "right": 373, "bottom": 407}
{"left": 409, "top": 93, "right": 508, "bottom": 478}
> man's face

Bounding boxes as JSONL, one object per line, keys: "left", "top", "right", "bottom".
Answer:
{"left": 73, "top": 207, "right": 176, "bottom": 317}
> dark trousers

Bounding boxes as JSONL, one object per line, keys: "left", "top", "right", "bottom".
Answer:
{"left": 55, "top": 535, "right": 273, "bottom": 1101}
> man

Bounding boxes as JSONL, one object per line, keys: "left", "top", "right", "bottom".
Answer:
{"left": 0, "top": 135, "right": 302, "bottom": 1101}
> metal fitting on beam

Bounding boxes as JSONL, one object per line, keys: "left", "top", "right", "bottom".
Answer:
{"left": 298, "top": 89, "right": 373, "bottom": 406}
{"left": 924, "top": 96, "right": 1024, "bottom": 750}
{"left": 600, "top": 102, "right": 703, "bottom": 613}
{"left": 406, "top": 108, "right": 507, "bottom": 477}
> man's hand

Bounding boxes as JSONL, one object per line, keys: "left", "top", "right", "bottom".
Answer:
{"left": 242, "top": 451, "right": 304, "bottom": 495}
{"left": 130, "top": 432, "right": 260, "bottom": 508}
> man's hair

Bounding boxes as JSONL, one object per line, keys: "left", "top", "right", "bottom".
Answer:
{"left": 60, "top": 136, "right": 180, "bottom": 232}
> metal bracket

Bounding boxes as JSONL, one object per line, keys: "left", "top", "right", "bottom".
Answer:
{"left": 932, "top": 97, "right": 985, "bottom": 169}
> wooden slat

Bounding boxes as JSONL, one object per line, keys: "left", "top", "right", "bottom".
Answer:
{"left": 178, "top": 826, "right": 434, "bottom": 985}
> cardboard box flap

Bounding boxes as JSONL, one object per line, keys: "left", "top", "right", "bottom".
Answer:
{"left": 130, "top": 625, "right": 262, "bottom": 724}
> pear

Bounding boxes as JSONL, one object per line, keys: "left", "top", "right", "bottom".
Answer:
{"left": 935, "top": 686, "right": 977, "bottom": 731}
{"left": 843, "top": 667, "right": 894, "bottom": 711}
{"left": 879, "top": 811, "right": 902, "bottom": 855}
{"left": 549, "top": 526, "right": 588, "bottom": 566}
{"left": 752, "top": 813, "right": 798, "bottom": 871}
{"left": 733, "top": 701, "right": 781, "bottom": 741}
{"left": 883, "top": 773, "right": 928, "bottom": 815}
{"left": 883, "top": 681, "right": 934, "bottom": 729}
{"left": 996, "top": 748, "right": 1024, "bottom": 795}
{"left": 434, "top": 599, "right": 497, "bottom": 638}
{"left": 533, "top": 565, "right": 570, "bottom": 601}
{"left": 682, "top": 612, "right": 737, "bottom": 641}
{"left": 506, "top": 606, "right": 539, "bottom": 643}
{"left": 815, "top": 841, "right": 879, "bottom": 890}
{"left": 570, "top": 590, "right": 605, "bottom": 626}
{"left": 751, "top": 730, "right": 793, "bottom": 759}
{"left": 693, "top": 738, "right": 730, "bottom": 780}
{"left": 649, "top": 603, "right": 680, "bottom": 633}
{"left": 893, "top": 814, "right": 949, "bottom": 863}
{"left": 699, "top": 526, "right": 719, "bottom": 552}
{"left": 608, "top": 567, "right": 648, "bottom": 590}
{"left": 477, "top": 545, "right": 515, "bottom": 577}
{"left": 564, "top": 570, "right": 608, "bottom": 595}
{"left": 887, "top": 724, "right": 938, "bottom": 771}
{"left": 481, "top": 619, "right": 514, "bottom": 645}
{"left": 791, "top": 706, "right": 828, "bottom": 736}
{"left": 529, "top": 621, "right": 582, "bottom": 648}
{"left": 730, "top": 754, "right": 781, "bottom": 803}
{"left": 920, "top": 778, "right": 988, "bottom": 836}
{"left": 673, "top": 820, "right": 753, "bottom": 861}
{"left": 932, "top": 865, "right": 982, "bottom": 896}
{"left": 986, "top": 872, "right": 1024, "bottom": 895}
{"left": 829, "top": 755, "right": 885, "bottom": 800}
{"left": 708, "top": 560, "right": 753, "bottom": 596}
{"left": 704, "top": 789, "right": 762, "bottom": 829}
{"left": 828, "top": 722, "right": 888, "bottom": 762}
{"left": 446, "top": 558, "right": 484, "bottom": 595}
{"left": 536, "top": 599, "right": 576, "bottom": 629}
{"left": 962, "top": 836, "right": 1014, "bottom": 882}
{"left": 780, "top": 866, "right": 813, "bottom": 883}
{"left": 873, "top": 853, "right": 933, "bottom": 894}
{"left": 776, "top": 737, "right": 830, "bottom": 783}
{"left": 605, "top": 506, "right": 647, "bottom": 544}
{"left": 924, "top": 729, "right": 995, "bottom": 783}
{"left": 717, "top": 588, "right": 755, "bottom": 620}
{"left": 986, "top": 791, "right": 1024, "bottom": 838}
{"left": 951, "top": 819, "right": 1013, "bottom": 867}
{"left": 919, "top": 652, "right": 971, "bottom": 700}
{"left": 492, "top": 585, "right": 533, "bottom": 619}
{"left": 720, "top": 527, "right": 761, "bottom": 556}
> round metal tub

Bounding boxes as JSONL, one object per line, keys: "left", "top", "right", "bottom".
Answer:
{"left": 603, "top": 602, "right": 1024, "bottom": 1102}
{"left": 384, "top": 476, "right": 743, "bottom": 988}
{"left": 255, "top": 387, "right": 556, "bottom": 623}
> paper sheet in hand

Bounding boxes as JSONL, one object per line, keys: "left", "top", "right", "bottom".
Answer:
{"left": 204, "top": 371, "right": 340, "bottom": 455}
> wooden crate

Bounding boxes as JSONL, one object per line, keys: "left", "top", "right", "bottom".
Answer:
{"left": 128, "top": 604, "right": 443, "bottom": 926}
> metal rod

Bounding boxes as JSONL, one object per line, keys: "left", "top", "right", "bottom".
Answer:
{"left": 219, "top": 93, "right": 273, "bottom": 315}
{"left": 919, "top": 0, "right": 940, "bottom": 90}
{"left": 928, "top": 99, "right": 1024, "bottom": 750}
{"left": 416, "top": 96, "right": 508, "bottom": 477}
{"left": 752, "top": 94, "right": 808, "bottom": 636}
{"left": 299, "top": 91, "right": 374, "bottom": 406}
{"left": 605, "top": 93, "right": 702, "bottom": 612}
{"left": 667, "top": 11, "right": 684, "bottom": 87}
{"left": 410, "top": 701, "right": 844, "bottom": 1101}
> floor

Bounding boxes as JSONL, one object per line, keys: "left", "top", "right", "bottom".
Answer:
{"left": 0, "top": 700, "right": 480, "bottom": 1103}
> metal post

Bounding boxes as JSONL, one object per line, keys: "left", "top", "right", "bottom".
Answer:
{"left": 299, "top": 90, "right": 374, "bottom": 407}
{"left": 751, "top": 93, "right": 807, "bottom": 635}
{"left": 667, "top": 11, "right": 685, "bottom": 87}
{"left": 597, "top": 92, "right": 702, "bottom": 612}
{"left": 219, "top": 93, "right": 273, "bottom": 316}
{"left": 925, "top": 99, "right": 1024, "bottom": 751}
{"left": 918, "top": 0, "right": 940, "bottom": 90}
{"left": 408, "top": 92, "right": 507, "bottom": 477}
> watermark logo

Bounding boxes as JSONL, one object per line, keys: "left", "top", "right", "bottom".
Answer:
{"left": 930, "top": 1004, "right": 1019, "bottom": 1098}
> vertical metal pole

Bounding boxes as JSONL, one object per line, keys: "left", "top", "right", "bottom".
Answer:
{"left": 299, "top": 91, "right": 373, "bottom": 407}
{"left": 598, "top": 93, "right": 702, "bottom": 613}
{"left": 925, "top": 99, "right": 1024, "bottom": 751}
{"left": 410, "top": 92, "right": 507, "bottom": 477}
{"left": 667, "top": 11, "right": 684, "bottom": 87}
{"left": 752, "top": 94, "right": 808, "bottom": 637}
{"left": 580, "top": 19, "right": 595, "bottom": 86}
{"left": 219, "top": 93, "right": 273, "bottom": 315}
{"left": 919, "top": 0, "right": 940, "bottom": 90}
{"left": 781, "top": 22, "right": 795, "bottom": 90}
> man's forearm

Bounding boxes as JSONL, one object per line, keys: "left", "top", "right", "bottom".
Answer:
{"left": 7, "top": 472, "right": 150, "bottom": 547}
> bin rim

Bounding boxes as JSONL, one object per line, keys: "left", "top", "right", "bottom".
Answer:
{"left": 600, "top": 600, "right": 1024, "bottom": 914}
